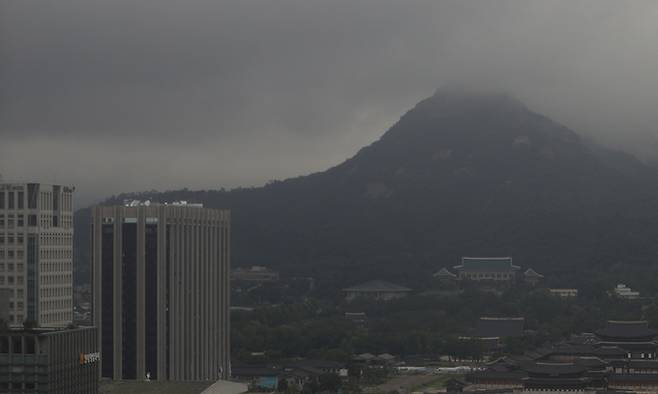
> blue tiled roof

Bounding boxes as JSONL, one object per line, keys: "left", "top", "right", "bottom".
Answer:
{"left": 454, "top": 257, "right": 520, "bottom": 272}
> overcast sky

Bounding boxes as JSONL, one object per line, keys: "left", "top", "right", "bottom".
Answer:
{"left": 2, "top": 1, "right": 658, "bottom": 206}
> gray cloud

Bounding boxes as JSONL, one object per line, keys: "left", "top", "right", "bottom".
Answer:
{"left": 2, "top": 0, "right": 658, "bottom": 205}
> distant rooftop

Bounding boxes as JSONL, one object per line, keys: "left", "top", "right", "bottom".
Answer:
{"left": 433, "top": 267, "right": 457, "bottom": 278}
{"left": 123, "top": 199, "right": 203, "bottom": 208}
{"left": 455, "top": 257, "right": 520, "bottom": 272}
{"left": 596, "top": 320, "right": 657, "bottom": 339}
{"left": 523, "top": 268, "right": 544, "bottom": 278}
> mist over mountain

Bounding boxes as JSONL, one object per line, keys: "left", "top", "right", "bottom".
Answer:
{"left": 73, "top": 89, "right": 658, "bottom": 287}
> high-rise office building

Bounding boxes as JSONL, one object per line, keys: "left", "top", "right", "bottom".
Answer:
{"left": 0, "top": 183, "right": 74, "bottom": 328}
{"left": 91, "top": 202, "right": 230, "bottom": 381}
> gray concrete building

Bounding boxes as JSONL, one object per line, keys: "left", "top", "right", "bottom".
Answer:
{"left": 0, "top": 183, "right": 74, "bottom": 328}
{"left": 91, "top": 202, "right": 230, "bottom": 382}
{"left": 0, "top": 326, "right": 99, "bottom": 394}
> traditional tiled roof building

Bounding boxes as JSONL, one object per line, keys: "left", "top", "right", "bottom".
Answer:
{"left": 523, "top": 268, "right": 544, "bottom": 286}
{"left": 453, "top": 257, "right": 520, "bottom": 281}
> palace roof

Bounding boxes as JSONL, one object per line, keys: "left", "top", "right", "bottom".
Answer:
{"left": 524, "top": 268, "right": 544, "bottom": 278}
{"left": 433, "top": 267, "right": 456, "bottom": 278}
{"left": 595, "top": 321, "right": 658, "bottom": 339}
{"left": 454, "top": 257, "right": 520, "bottom": 272}
{"left": 521, "top": 362, "right": 588, "bottom": 375}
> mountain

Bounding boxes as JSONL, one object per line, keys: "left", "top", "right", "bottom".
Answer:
{"left": 73, "top": 88, "right": 658, "bottom": 288}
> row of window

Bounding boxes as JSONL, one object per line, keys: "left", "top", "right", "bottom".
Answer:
{"left": 41, "top": 311, "right": 72, "bottom": 323}
{"left": 0, "top": 249, "right": 24, "bottom": 260}
{"left": 0, "top": 262, "right": 24, "bottom": 272}
{"left": 41, "top": 287, "right": 72, "bottom": 298}
{"left": 41, "top": 261, "right": 73, "bottom": 273}
{"left": 0, "top": 274, "right": 72, "bottom": 286}
{"left": 40, "top": 233, "right": 73, "bottom": 246}
{"left": 0, "top": 275, "right": 24, "bottom": 285}
{"left": 41, "top": 273, "right": 72, "bottom": 285}
{"left": 0, "top": 214, "right": 73, "bottom": 230}
{"left": 0, "top": 190, "right": 26, "bottom": 210}
{"left": 0, "top": 249, "right": 73, "bottom": 262}
{"left": 41, "top": 298, "right": 72, "bottom": 310}
{"left": 0, "top": 233, "right": 24, "bottom": 245}
{"left": 7, "top": 301, "right": 24, "bottom": 310}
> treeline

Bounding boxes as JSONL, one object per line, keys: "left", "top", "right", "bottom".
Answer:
{"left": 232, "top": 280, "right": 658, "bottom": 363}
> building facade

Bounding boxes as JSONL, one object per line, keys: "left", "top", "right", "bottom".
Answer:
{"left": 0, "top": 183, "right": 74, "bottom": 328}
{"left": 91, "top": 203, "right": 230, "bottom": 381}
{"left": 0, "top": 326, "right": 99, "bottom": 394}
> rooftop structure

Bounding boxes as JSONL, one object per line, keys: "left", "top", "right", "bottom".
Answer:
{"left": 549, "top": 288, "right": 578, "bottom": 298}
{"left": 122, "top": 199, "right": 203, "bottom": 208}
{"left": 342, "top": 280, "right": 411, "bottom": 302}
{"left": 595, "top": 320, "right": 657, "bottom": 343}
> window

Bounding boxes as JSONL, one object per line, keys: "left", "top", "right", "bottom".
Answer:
{"left": 11, "top": 337, "right": 22, "bottom": 354}
{"left": 17, "top": 192, "right": 24, "bottom": 209}
{"left": 27, "top": 215, "right": 37, "bottom": 227}
{"left": 16, "top": 215, "right": 23, "bottom": 227}
{"left": 0, "top": 193, "right": 4, "bottom": 209}
{"left": 7, "top": 193, "right": 14, "bottom": 209}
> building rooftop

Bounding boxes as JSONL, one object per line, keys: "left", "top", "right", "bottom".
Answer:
{"left": 474, "top": 317, "right": 525, "bottom": 338}
{"left": 122, "top": 199, "right": 203, "bottom": 208}
{"left": 523, "top": 268, "right": 544, "bottom": 278}
{"left": 342, "top": 280, "right": 411, "bottom": 293}
{"left": 595, "top": 321, "right": 657, "bottom": 339}
{"left": 433, "top": 267, "right": 457, "bottom": 278}
{"left": 454, "top": 257, "right": 520, "bottom": 272}
{"left": 521, "top": 361, "right": 588, "bottom": 375}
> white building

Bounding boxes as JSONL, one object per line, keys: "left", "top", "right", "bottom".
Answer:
{"left": 0, "top": 183, "right": 74, "bottom": 328}
{"left": 613, "top": 284, "right": 640, "bottom": 300}
{"left": 549, "top": 288, "right": 578, "bottom": 298}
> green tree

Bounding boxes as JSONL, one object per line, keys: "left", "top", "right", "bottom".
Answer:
{"left": 318, "top": 373, "right": 342, "bottom": 392}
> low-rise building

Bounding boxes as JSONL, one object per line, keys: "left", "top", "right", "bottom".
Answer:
{"left": 342, "top": 280, "right": 411, "bottom": 302}
{"left": 613, "top": 284, "right": 640, "bottom": 300}
{"left": 231, "top": 266, "right": 280, "bottom": 283}
{"left": 0, "top": 326, "right": 98, "bottom": 393}
{"left": 549, "top": 288, "right": 578, "bottom": 298}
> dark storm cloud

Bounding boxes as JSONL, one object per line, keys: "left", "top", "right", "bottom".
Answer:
{"left": 2, "top": 1, "right": 658, "bottom": 205}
